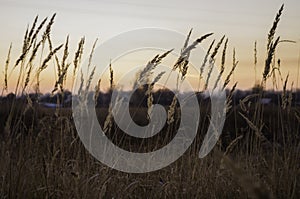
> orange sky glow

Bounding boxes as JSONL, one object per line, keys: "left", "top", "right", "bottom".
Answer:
{"left": 0, "top": 0, "right": 300, "bottom": 94}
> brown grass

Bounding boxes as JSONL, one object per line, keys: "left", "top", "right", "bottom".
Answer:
{"left": 0, "top": 4, "right": 299, "bottom": 198}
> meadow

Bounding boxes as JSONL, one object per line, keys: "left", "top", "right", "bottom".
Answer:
{"left": 0, "top": 4, "right": 299, "bottom": 198}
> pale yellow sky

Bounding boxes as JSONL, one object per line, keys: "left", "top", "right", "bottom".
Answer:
{"left": 0, "top": 0, "right": 299, "bottom": 93}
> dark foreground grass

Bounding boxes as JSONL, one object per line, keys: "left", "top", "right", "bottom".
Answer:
{"left": 0, "top": 103, "right": 299, "bottom": 198}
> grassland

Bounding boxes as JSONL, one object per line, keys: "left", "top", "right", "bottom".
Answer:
{"left": 0, "top": 4, "right": 299, "bottom": 199}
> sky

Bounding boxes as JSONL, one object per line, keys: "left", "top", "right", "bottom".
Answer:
{"left": 0, "top": 0, "right": 300, "bottom": 93}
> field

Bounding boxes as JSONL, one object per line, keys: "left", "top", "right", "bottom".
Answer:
{"left": 0, "top": 4, "right": 299, "bottom": 199}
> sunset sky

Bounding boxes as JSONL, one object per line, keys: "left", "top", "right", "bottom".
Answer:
{"left": 0, "top": 0, "right": 300, "bottom": 93}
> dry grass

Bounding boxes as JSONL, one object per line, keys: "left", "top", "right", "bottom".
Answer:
{"left": 0, "top": 4, "right": 299, "bottom": 198}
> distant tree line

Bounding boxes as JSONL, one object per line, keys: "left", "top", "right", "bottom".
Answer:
{"left": 1, "top": 86, "right": 300, "bottom": 108}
